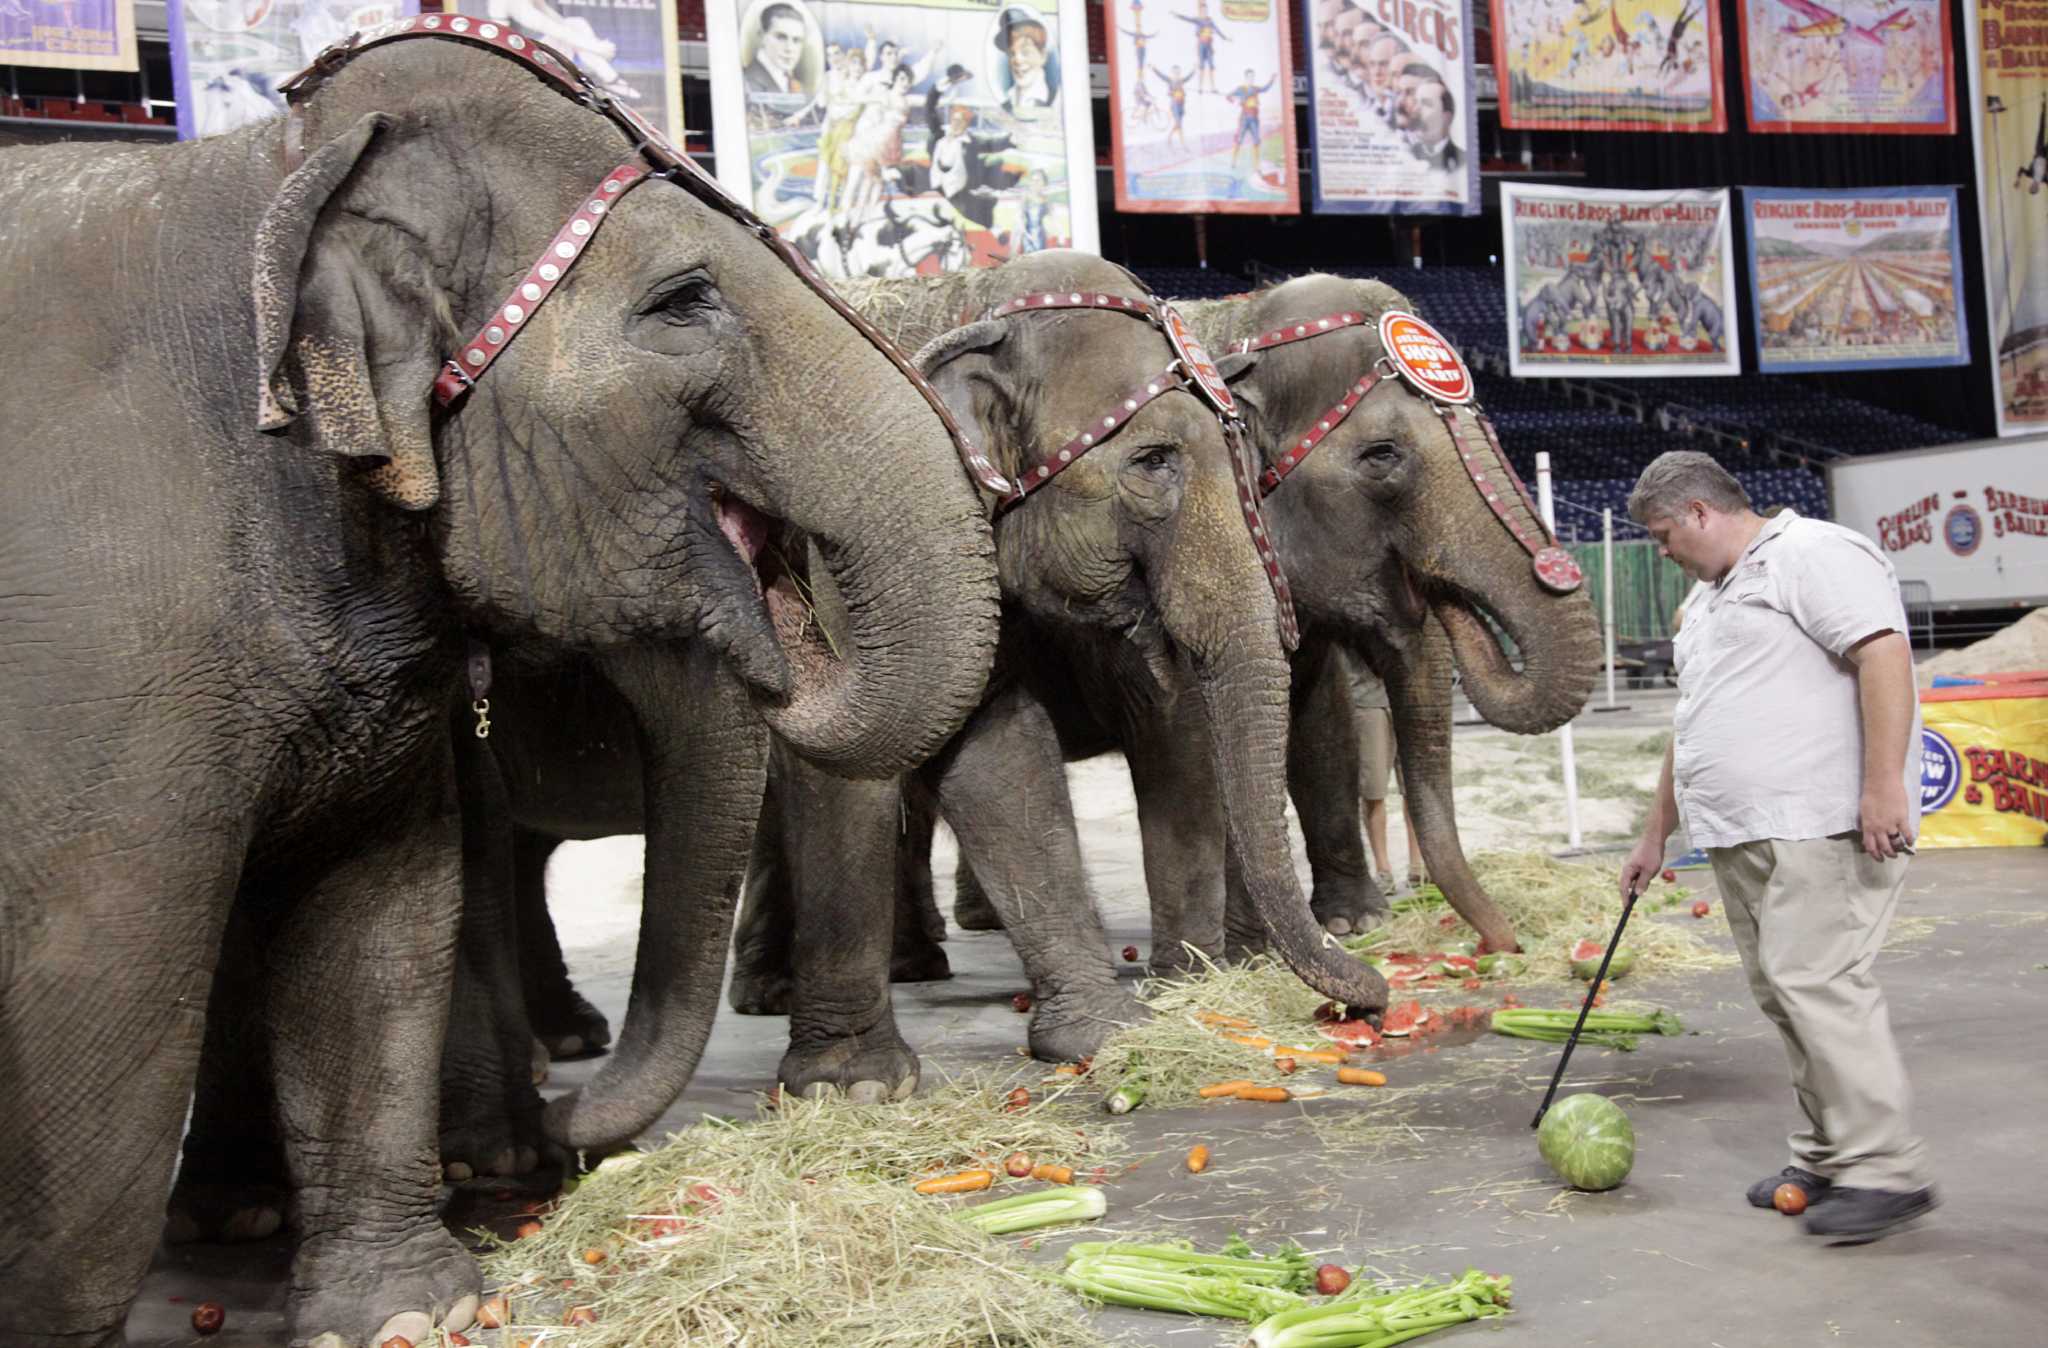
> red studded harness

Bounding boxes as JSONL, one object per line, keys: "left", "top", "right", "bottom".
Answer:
{"left": 1229, "top": 309, "right": 1584, "bottom": 595}
{"left": 979, "top": 290, "right": 1299, "bottom": 649}
{"left": 273, "top": 15, "right": 1012, "bottom": 500}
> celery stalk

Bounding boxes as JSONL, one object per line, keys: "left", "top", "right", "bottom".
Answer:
{"left": 1060, "top": 1256, "right": 1306, "bottom": 1321}
{"left": 1247, "top": 1270, "right": 1512, "bottom": 1348}
{"left": 955, "top": 1184, "right": 1106, "bottom": 1236}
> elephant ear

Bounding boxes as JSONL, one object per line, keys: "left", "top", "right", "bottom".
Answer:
{"left": 1214, "top": 346, "right": 1269, "bottom": 432}
{"left": 251, "top": 111, "right": 444, "bottom": 511}
{"left": 913, "top": 319, "right": 1012, "bottom": 470}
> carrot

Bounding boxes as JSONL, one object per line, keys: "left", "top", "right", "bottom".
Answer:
{"left": 1223, "top": 1034, "right": 1273, "bottom": 1049}
{"left": 1236, "top": 1086, "right": 1292, "bottom": 1102}
{"left": 1198, "top": 1079, "right": 1255, "bottom": 1098}
{"left": 914, "top": 1169, "right": 995, "bottom": 1195}
{"left": 1337, "top": 1067, "right": 1388, "bottom": 1087}
{"left": 1031, "top": 1163, "right": 1075, "bottom": 1184}
{"left": 1292, "top": 1049, "right": 1348, "bottom": 1065}
{"left": 1196, "top": 1012, "right": 1254, "bottom": 1028}
{"left": 581, "top": 1247, "right": 606, "bottom": 1265}
{"left": 1185, "top": 1144, "right": 1211, "bottom": 1173}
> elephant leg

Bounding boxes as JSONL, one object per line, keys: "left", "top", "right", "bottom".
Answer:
{"left": 951, "top": 859, "right": 1005, "bottom": 931}
{"left": 1125, "top": 694, "right": 1227, "bottom": 972}
{"left": 728, "top": 768, "right": 794, "bottom": 1016}
{"left": 1291, "top": 643, "right": 1387, "bottom": 937}
{"left": 516, "top": 824, "right": 612, "bottom": 1060}
{"left": 165, "top": 896, "right": 291, "bottom": 1246}
{"left": 267, "top": 755, "right": 479, "bottom": 1345}
{"left": 890, "top": 777, "right": 952, "bottom": 984}
{"left": 779, "top": 750, "right": 919, "bottom": 1102}
{"left": 932, "top": 682, "right": 1142, "bottom": 1063}
{"left": 439, "top": 724, "right": 545, "bottom": 1182}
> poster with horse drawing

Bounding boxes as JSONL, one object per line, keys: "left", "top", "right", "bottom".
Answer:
{"left": 1503, "top": 183, "right": 1741, "bottom": 377}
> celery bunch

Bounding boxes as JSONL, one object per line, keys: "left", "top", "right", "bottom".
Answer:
{"left": 955, "top": 1185, "right": 1107, "bottom": 1236}
{"left": 1490, "top": 1007, "right": 1685, "bottom": 1052}
{"left": 1059, "top": 1237, "right": 1312, "bottom": 1321}
{"left": 1247, "top": 1269, "right": 1513, "bottom": 1348}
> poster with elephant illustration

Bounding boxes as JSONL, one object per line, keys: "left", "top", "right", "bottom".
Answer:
{"left": 1736, "top": 0, "right": 1953, "bottom": 134}
{"left": 1105, "top": 0, "right": 1298, "bottom": 214}
{"left": 1489, "top": 0, "right": 1726, "bottom": 131}
{"left": 707, "top": 0, "right": 1099, "bottom": 279}
{"left": 168, "top": 0, "right": 418, "bottom": 140}
{"left": 1743, "top": 187, "right": 1968, "bottom": 373}
{"left": 1305, "top": 0, "right": 1478, "bottom": 215}
{"left": 451, "top": 0, "right": 685, "bottom": 145}
{"left": 1503, "top": 183, "right": 1741, "bottom": 378}
{"left": 0, "top": 0, "right": 136, "bottom": 71}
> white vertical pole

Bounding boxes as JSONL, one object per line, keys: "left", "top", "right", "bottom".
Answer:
{"left": 1602, "top": 508, "right": 1618, "bottom": 709}
{"left": 1536, "top": 454, "right": 1583, "bottom": 849}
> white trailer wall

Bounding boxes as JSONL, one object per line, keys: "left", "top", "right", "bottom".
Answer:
{"left": 1827, "top": 437, "right": 2048, "bottom": 608}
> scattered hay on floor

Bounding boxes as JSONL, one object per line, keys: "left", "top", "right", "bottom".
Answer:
{"left": 476, "top": 1077, "right": 1120, "bottom": 1347}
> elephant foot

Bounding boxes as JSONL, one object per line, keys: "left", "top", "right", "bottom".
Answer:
{"left": 952, "top": 874, "right": 1005, "bottom": 931}
{"left": 1311, "top": 876, "right": 1393, "bottom": 938}
{"left": 778, "top": 1025, "right": 920, "bottom": 1104}
{"left": 163, "top": 1180, "right": 290, "bottom": 1245}
{"left": 440, "top": 1088, "right": 544, "bottom": 1182}
{"left": 1028, "top": 983, "right": 1147, "bottom": 1063}
{"left": 727, "top": 961, "right": 794, "bottom": 1016}
{"left": 528, "top": 979, "right": 612, "bottom": 1061}
{"left": 890, "top": 927, "right": 952, "bottom": 984}
{"left": 290, "top": 1226, "right": 478, "bottom": 1348}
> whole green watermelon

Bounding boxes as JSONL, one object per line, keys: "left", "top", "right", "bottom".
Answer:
{"left": 1537, "top": 1093, "right": 1635, "bottom": 1191}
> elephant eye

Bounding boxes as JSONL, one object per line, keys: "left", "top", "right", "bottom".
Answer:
{"left": 643, "top": 274, "right": 719, "bottom": 325}
{"left": 1359, "top": 441, "right": 1401, "bottom": 468}
{"left": 1129, "top": 446, "right": 1178, "bottom": 472}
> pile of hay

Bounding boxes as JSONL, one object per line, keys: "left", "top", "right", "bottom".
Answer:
{"left": 477, "top": 1078, "right": 1120, "bottom": 1347}
{"left": 1916, "top": 606, "right": 2048, "bottom": 685}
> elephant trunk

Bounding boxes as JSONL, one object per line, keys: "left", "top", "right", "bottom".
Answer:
{"left": 1380, "top": 616, "right": 1520, "bottom": 954}
{"left": 541, "top": 644, "right": 769, "bottom": 1153}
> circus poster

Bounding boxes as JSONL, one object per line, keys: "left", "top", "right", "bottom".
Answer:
{"left": 1743, "top": 188, "right": 1968, "bottom": 373}
{"left": 1105, "top": 0, "right": 1298, "bottom": 214}
{"left": 707, "top": 0, "right": 1100, "bottom": 279}
{"left": 1305, "top": 0, "right": 1479, "bottom": 215}
{"left": 1489, "top": 0, "right": 1726, "bottom": 131}
{"left": 1503, "top": 183, "right": 1741, "bottom": 378}
{"left": 451, "top": 0, "right": 685, "bottom": 145}
{"left": 0, "top": 0, "right": 136, "bottom": 71}
{"left": 1737, "top": 0, "right": 1954, "bottom": 134}
{"left": 169, "top": 0, "right": 418, "bottom": 140}
{"left": 1966, "top": 0, "right": 2048, "bottom": 436}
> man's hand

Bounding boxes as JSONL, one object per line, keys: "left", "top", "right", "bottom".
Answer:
{"left": 1859, "top": 779, "right": 1914, "bottom": 860}
{"left": 1619, "top": 835, "right": 1663, "bottom": 903}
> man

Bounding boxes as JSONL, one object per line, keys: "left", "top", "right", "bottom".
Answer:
{"left": 1364, "top": 32, "right": 1408, "bottom": 123}
{"left": 1343, "top": 650, "right": 1424, "bottom": 897}
{"left": 1224, "top": 67, "right": 1277, "bottom": 171}
{"left": 925, "top": 81, "right": 1017, "bottom": 229}
{"left": 1173, "top": 0, "right": 1228, "bottom": 93}
{"left": 994, "top": 8, "right": 1058, "bottom": 117}
{"left": 1118, "top": 0, "right": 1160, "bottom": 80}
{"left": 1151, "top": 62, "right": 1194, "bottom": 149}
{"left": 1619, "top": 451, "right": 1936, "bottom": 1243}
{"left": 745, "top": 2, "right": 810, "bottom": 97}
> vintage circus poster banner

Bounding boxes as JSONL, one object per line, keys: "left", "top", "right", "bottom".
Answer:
{"left": 452, "top": 0, "right": 685, "bottom": 144}
{"left": 1304, "top": 0, "right": 1479, "bottom": 214}
{"left": 707, "top": 0, "right": 1099, "bottom": 279}
{"left": 1742, "top": 187, "right": 1968, "bottom": 373}
{"left": 1967, "top": 0, "right": 2048, "bottom": 436}
{"left": 1489, "top": 0, "right": 1726, "bottom": 131}
{"left": 169, "top": 0, "right": 417, "bottom": 140}
{"left": 1, "top": 0, "right": 137, "bottom": 71}
{"left": 1105, "top": 0, "right": 1298, "bottom": 214}
{"left": 1502, "top": 183, "right": 1740, "bottom": 378}
{"left": 1737, "top": 0, "right": 1954, "bottom": 133}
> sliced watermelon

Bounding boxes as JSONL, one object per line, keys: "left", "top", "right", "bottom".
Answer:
{"left": 1315, "top": 1018, "right": 1381, "bottom": 1048}
{"left": 1569, "top": 939, "right": 1635, "bottom": 982}
{"left": 1378, "top": 1000, "right": 1424, "bottom": 1037}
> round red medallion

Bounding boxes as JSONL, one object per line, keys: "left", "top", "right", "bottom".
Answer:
{"left": 1532, "top": 546, "right": 1584, "bottom": 594}
{"left": 1378, "top": 312, "right": 1474, "bottom": 405}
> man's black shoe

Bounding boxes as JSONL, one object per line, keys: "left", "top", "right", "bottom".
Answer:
{"left": 1803, "top": 1185, "right": 1938, "bottom": 1242}
{"left": 1747, "top": 1166, "right": 1831, "bottom": 1209}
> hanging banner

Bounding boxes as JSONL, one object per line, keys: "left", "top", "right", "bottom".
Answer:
{"left": 1305, "top": 0, "right": 1479, "bottom": 215}
{"left": 1736, "top": 0, "right": 1954, "bottom": 133}
{"left": 1, "top": 0, "right": 137, "bottom": 71}
{"left": 453, "top": 1, "right": 685, "bottom": 145}
{"left": 707, "top": 0, "right": 1099, "bottom": 279}
{"left": 1742, "top": 187, "right": 1968, "bottom": 373}
{"left": 1917, "top": 684, "right": 2048, "bottom": 847}
{"left": 1503, "top": 182, "right": 1740, "bottom": 378}
{"left": 1105, "top": 0, "right": 1298, "bottom": 214}
{"left": 1488, "top": 0, "right": 1726, "bottom": 131}
{"left": 169, "top": 0, "right": 418, "bottom": 140}
{"left": 1967, "top": 1, "right": 2048, "bottom": 436}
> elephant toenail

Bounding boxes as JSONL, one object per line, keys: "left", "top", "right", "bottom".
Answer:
{"left": 443, "top": 1294, "right": 479, "bottom": 1332}
{"left": 376, "top": 1311, "right": 432, "bottom": 1346}
{"left": 444, "top": 1161, "right": 474, "bottom": 1183}
{"left": 847, "top": 1081, "right": 886, "bottom": 1105}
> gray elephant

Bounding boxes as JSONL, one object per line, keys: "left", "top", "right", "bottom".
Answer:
{"left": 0, "top": 30, "right": 997, "bottom": 1348}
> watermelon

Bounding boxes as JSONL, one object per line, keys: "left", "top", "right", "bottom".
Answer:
{"left": 1568, "top": 939, "right": 1635, "bottom": 982}
{"left": 1537, "top": 1093, "right": 1636, "bottom": 1191}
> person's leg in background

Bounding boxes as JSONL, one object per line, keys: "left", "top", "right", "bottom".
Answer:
{"left": 1356, "top": 704, "right": 1395, "bottom": 896}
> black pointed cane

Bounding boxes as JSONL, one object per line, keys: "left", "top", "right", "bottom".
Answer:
{"left": 1531, "top": 885, "right": 1639, "bottom": 1130}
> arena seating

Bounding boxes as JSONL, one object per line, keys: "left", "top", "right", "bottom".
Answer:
{"left": 1133, "top": 266, "right": 1257, "bottom": 300}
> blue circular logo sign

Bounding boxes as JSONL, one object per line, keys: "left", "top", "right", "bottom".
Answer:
{"left": 1945, "top": 504, "right": 1982, "bottom": 557}
{"left": 1919, "top": 727, "right": 1961, "bottom": 813}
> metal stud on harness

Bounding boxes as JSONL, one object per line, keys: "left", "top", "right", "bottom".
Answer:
{"left": 981, "top": 290, "right": 1299, "bottom": 650}
{"left": 272, "top": 16, "right": 1012, "bottom": 502}
{"left": 1230, "top": 308, "right": 1584, "bottom": 595}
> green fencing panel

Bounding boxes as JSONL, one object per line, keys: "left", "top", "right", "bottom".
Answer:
{"left": 1565, "top": 541, "right": 1695, "bottom": 645}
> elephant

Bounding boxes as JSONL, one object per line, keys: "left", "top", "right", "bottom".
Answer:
{"left": 0, "top": 31, "right": 998, "bottom": 1348}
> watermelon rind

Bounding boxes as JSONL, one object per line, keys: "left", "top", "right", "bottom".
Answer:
{"left": 1537, "top": 1093, "right": 1636, "bottom": 1191}
{"left": 1569, "top": 941, "right": 1636, "bottom": 982}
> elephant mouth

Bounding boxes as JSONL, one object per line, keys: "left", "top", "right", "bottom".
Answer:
{"left": 713, "top": 484, "right": 836, "bottom": 692}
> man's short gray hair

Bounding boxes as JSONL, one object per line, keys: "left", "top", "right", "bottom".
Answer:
{"left": 1627, "top": 450, "right": 1751, "bottom": 525}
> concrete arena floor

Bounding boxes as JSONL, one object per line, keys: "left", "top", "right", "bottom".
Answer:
{"left": 131, "top": 730, "right": 2047, "bottom": 1347}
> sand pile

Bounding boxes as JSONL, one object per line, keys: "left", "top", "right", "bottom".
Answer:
{"left": 1916, "top": 607, "right": 2048, "bottom": 685}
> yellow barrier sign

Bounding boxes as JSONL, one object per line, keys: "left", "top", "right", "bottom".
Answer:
{"left": 1918, "top": 683, "right": 2048, "bottom": 848}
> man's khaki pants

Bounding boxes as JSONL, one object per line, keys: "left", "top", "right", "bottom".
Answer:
{"left": 1708, "top": 834, "right": 1929, "bottom": 1191}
